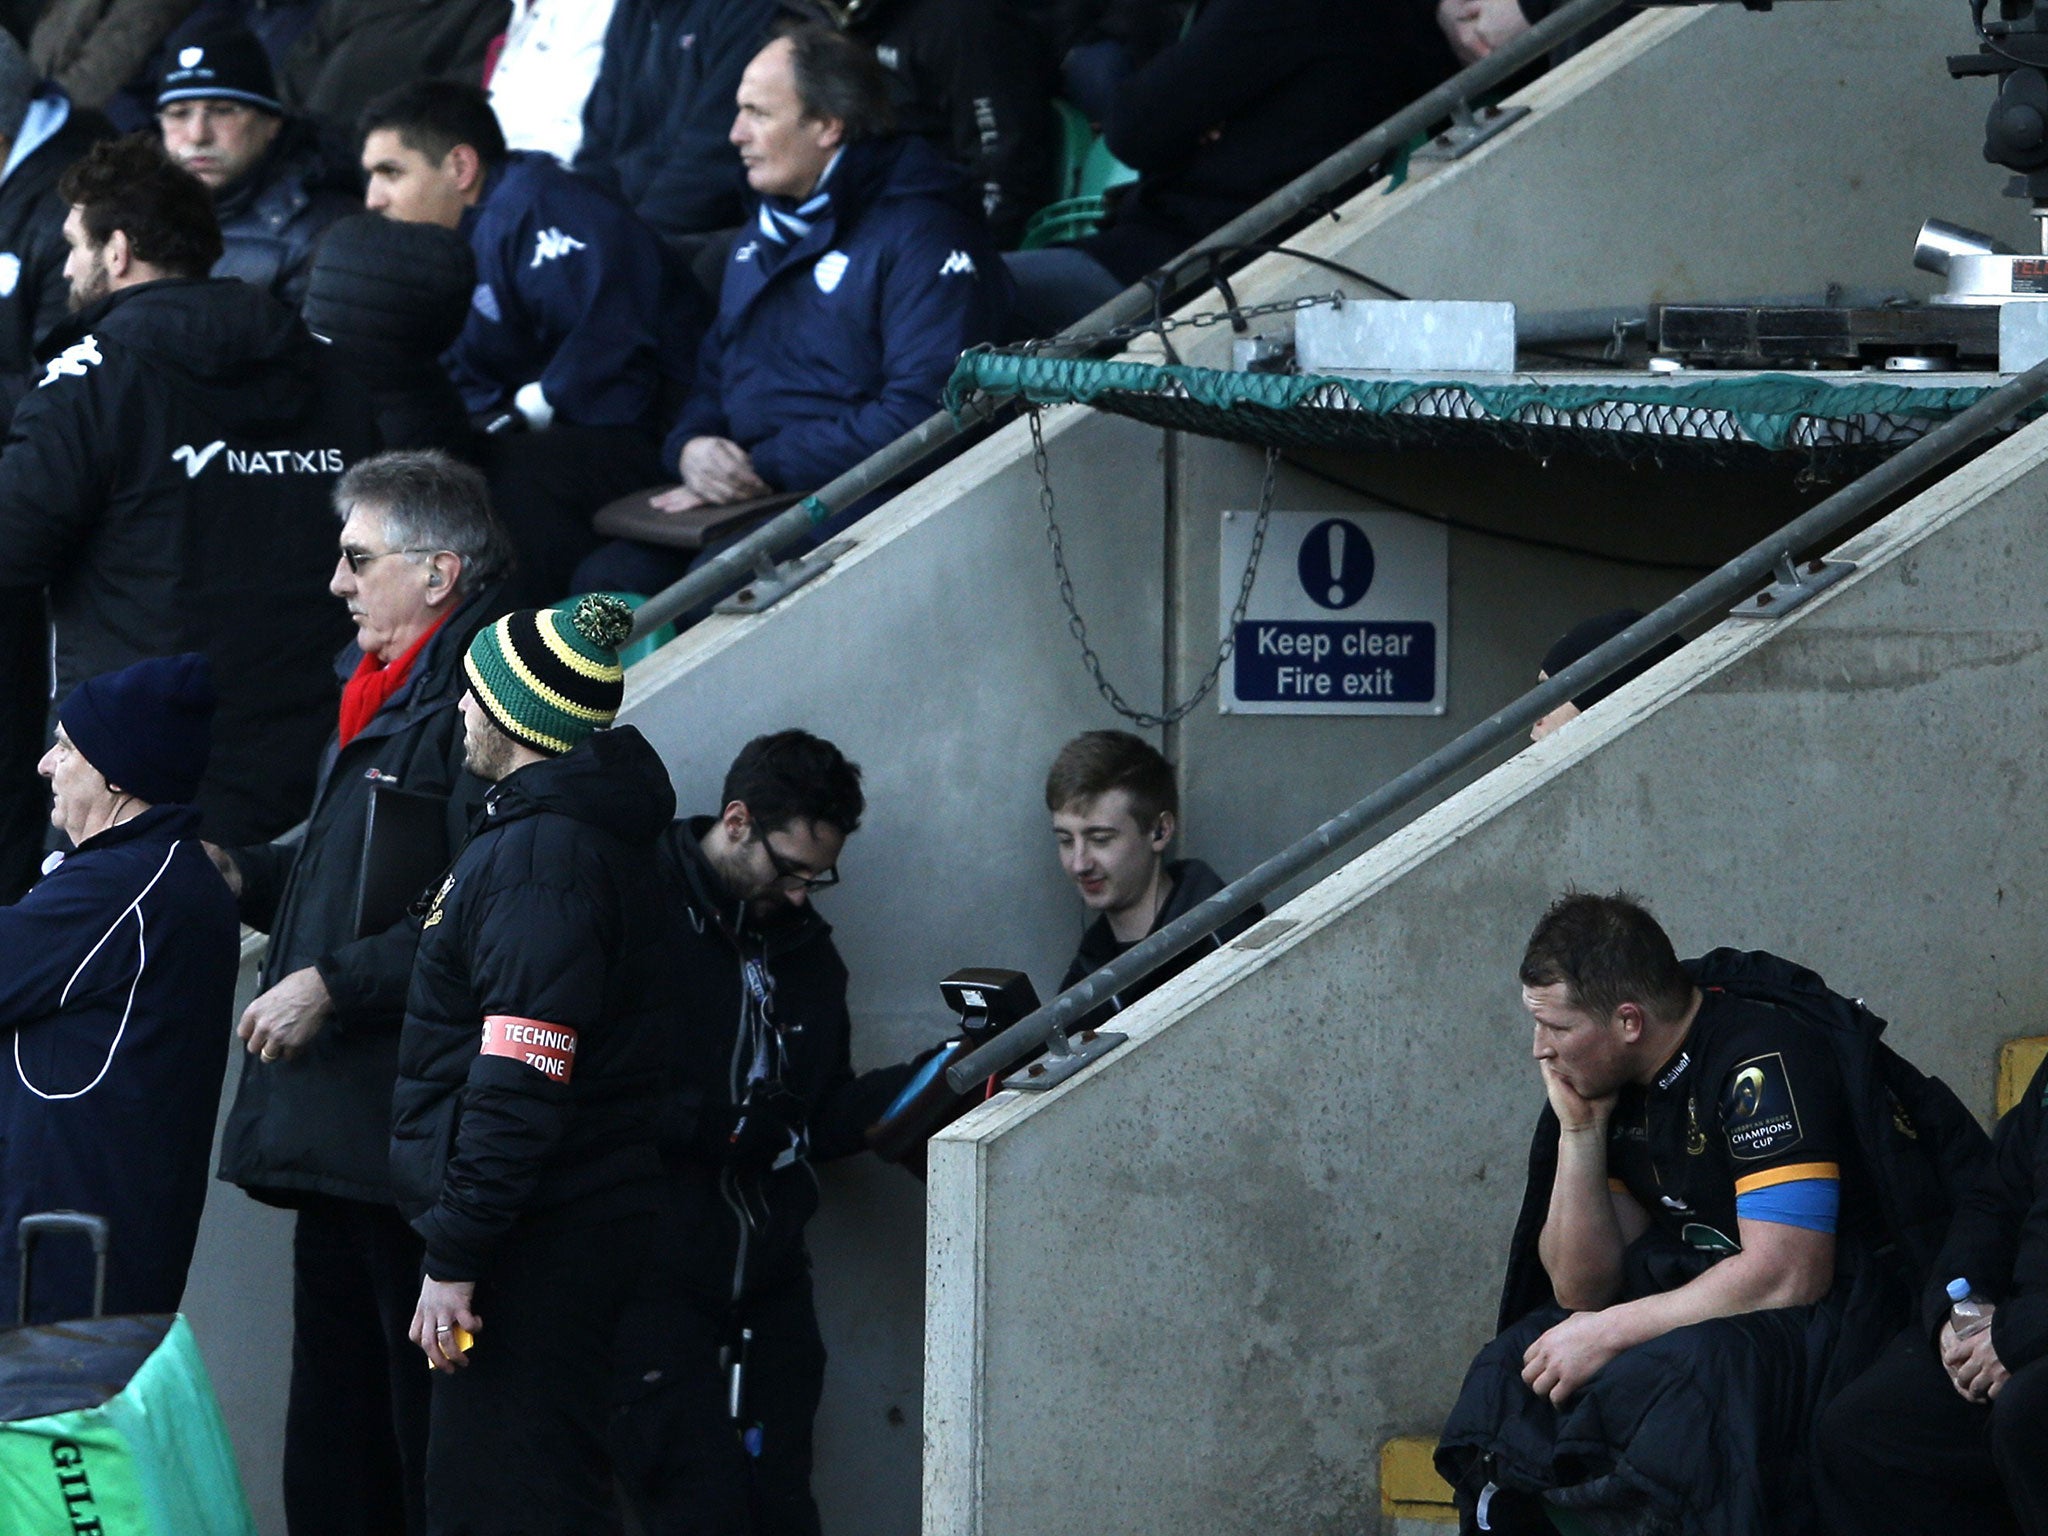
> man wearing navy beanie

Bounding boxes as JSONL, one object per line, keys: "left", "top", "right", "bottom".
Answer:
{"left": 0, "top": 652, "right": 240, "bottom": 1322}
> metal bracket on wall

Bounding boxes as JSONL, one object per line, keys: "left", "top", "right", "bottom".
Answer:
{"left": 1729, "top": 554, "right": 1856, "bottom": 619}
{"left": 713, "top": 539, "right": 855, "bottom": 616}
{"left": 1003, "top": 1028, "right": 1126, "bottom": 1091}
{"left": 1413, "top": 101, "right": 1531, "bottom": 162}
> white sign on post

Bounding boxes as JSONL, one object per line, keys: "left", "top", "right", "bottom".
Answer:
{"left": 1219, "top": 509, "right": 1448, "bottom": 715}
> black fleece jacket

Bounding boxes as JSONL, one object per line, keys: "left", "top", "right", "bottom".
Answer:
{"left": 1059, "top": 856, "right": 1262, "bottom": 1031}
{"left": 0, "top": 277, "right": 377, "bottom": 845}
{"left": 646, "top": 816, "right": 919, "bottom": 1298}
{"left": 391, "top": 726, "right": 678, "bottom": 1283}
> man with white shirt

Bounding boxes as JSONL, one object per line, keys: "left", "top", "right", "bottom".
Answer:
{"left": 488, "top": 0, "right": 620, "bottom": 164}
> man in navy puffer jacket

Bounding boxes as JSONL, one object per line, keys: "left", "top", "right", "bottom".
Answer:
{"left": 574, "top": 23, "right": 1010, "bottom": 598}
{"left": 361, "top": 80, "right": 704, "bottom": 601}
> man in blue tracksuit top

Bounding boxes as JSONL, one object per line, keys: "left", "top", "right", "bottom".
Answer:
{"left": 573, "top": 22, "right": 1011, "bottom": 599}
{"left": 0, "top": 654, "right": 237, "bottom": 1324}
{"left": 360, "top": 80, "right": 703, "bottom": 601}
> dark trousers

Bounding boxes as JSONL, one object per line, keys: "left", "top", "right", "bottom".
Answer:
{"left": 284, "top": 1196, "right": 432, "bottom": 1536}
{"left": 612, "top": 1271, "right": 828, "bottom": 1536}
{"left": 483, "top": 425, "right": 669, "bottom": 608}
{"left": 0, "top": 590, "right": 49, "bottom": 904}
{"left": 1817, "top": 1325, "right": 2048, "bottom": 1536}
{"left": 426, "top": 1207, "right": 653, "bottom": 1536}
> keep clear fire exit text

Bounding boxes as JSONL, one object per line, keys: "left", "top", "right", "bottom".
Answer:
{"left": 1219, "top": 509, "right": 1447, "bottom": 716}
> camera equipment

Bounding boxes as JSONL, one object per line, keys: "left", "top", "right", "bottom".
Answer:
{"left": 866, "top": 969, "right": 1043, "bottom": 1169}
{"left": 1920, "top": 1, "right": 2048, "bottom": 304}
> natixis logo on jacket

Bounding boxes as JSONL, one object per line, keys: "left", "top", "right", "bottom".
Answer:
{"left": 169, "top": 441, "right": 350, "bottom": 479}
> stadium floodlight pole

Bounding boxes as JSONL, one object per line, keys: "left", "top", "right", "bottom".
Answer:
{"left": 943, "top": 357, "right": 2048, "bottom": 1093}
{"left": 627, "top": 0, "right": 1635, "bottom": 640}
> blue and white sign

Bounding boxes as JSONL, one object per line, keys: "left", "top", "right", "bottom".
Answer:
{"left": 1220, "top": 509, "right": 1447, "bottom": 715}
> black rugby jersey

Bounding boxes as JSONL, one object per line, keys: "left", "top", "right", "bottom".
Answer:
{"left": 1606, "top": 988, "right": 1850, "bottom": 1256}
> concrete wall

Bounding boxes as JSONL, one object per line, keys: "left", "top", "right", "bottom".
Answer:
{"left": 1163, "top": 0, "right": 2030, "bottom": 889}
{"left": 181, "top": 939, "right": 294, "bottom": 1535}
{"left": 924, "top": 414, "right": 2048, "bottom": 1536}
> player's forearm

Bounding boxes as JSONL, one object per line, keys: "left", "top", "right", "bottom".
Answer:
{"left": 1597, "top": 1241, "right": 1829, "bottom": 1349}
{"left": 1538, "top": 1127, "right": 1625, "bottom": 1308}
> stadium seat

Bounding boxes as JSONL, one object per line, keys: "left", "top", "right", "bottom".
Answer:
{"left": 1998, "top": 1036, "right": 2048, "bottom": 1118}
{"left": 1017, "top": 98, "right": 1138, "bottom": 251}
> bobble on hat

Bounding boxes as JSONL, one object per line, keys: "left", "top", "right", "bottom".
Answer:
{"left": 57, "top": 653, "right": 216, "bottom": 807}
{"left": 463, "top": 595, "right": 633, "bottom": 757}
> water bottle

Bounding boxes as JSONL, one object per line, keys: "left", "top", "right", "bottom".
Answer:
{"left": 1947, "top": 1276, "right": 1993, "bottom": 1339}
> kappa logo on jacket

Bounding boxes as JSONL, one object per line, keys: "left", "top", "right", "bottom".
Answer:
{"left": 939, "top": 250, "right": 977, "bottom": 278}
{"left": 531, "top": 227, "right": 588, "bottom": 268}
{"left": 814, "top": 250, "right": 850, "bottom": 293}
{"left": 171, "top": 441, "right": 227, "bottom": 478}
{"left": 37, "top": 336, "right": 103, "bottom": 387}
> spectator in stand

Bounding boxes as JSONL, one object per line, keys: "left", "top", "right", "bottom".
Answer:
{"left": 1048, "top": 730, "right": 1260, "bottom": 1031}
{"left": 209, "top": 450, "right": 510, "bottom": 1536}
{"left": 280, "top": 0, "right": 505, "bottom": 138}
{"left": 302, "top": 209, "right": 478, "bottom": 454}
{"left": 31, "top": 0, "right": 201, "bottom": 120}
{"left": 0, "top": 33, "right": 110, "bottom": 904}
{"left": 0, "top": 31, "right": 112, "bottom": 387}
{"left": 0, "top": 133, "right": 378, "bottom": 850}
{"left": 155, "top": 22, "right": 357, "bottom": 305}
{"left": 360, "top": 80, "right": 691, "bottom": 601}
{"left": 1436, "top": 0, "right": 1629, "bottom": 68}
{"left": 574, "top": 24, "right": 1010, "bottom": 598}
{"left": 183, "top": 0, "right": 324, "bottom": 75}
{"left": 572, "top": 0, "right": 777, "bottom": 250}
{"left": 1528, "top": 608, "right": 1686, "bottom": 744}
{"left": 487, "top": 0, "right": 618, "bottom": 166}
{"left": 1019, "top": 0, "right": 1185, "bottom": 123}
{"left": 1437, "top": 0, "right": 1528, "bottom": 63}
{"left": 0, "top": 653, "right": 237, "bottom": 1324}
{"left": 781, "top": 0, "right": 1053, "bottom": 250}
{"left": 1003, "top": 0, "right": 1457, "bottom": 336}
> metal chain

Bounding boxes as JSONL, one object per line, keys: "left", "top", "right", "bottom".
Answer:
{"left": 1031, "top": 407, "right": 1277, "bottom": 729}
{"left": 1019, "top": 291, "right": 1347, "bottom": 359}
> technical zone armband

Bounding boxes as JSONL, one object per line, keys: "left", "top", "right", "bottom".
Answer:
{"left": 481, "top": 1015, "right": 578, "bottom": 1082}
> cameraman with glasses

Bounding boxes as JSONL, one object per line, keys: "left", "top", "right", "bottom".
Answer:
{"left": 612, "top": 728, "right": 924, "bottom": 1536}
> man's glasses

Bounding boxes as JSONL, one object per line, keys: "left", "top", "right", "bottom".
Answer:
{"left": 758, "top": 831, "right": 839, "bottom": 892}
{"left": 339, "top": 546, "right": 438, "bottom": 575}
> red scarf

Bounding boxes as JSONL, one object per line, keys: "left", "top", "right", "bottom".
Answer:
{"left": 338, "top": 616, "right": 448, "bottom": 748}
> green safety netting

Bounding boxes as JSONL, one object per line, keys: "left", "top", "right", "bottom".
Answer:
{"left": 945, "top": 352, "right": 2028, "bottom": 476}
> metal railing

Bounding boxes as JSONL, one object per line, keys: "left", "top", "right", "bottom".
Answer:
{"left": 943, "top": 360, "right": 2048, "bottom": 1091}
{"left": 626, "top": 0, "right": 1638, "bottom": 638}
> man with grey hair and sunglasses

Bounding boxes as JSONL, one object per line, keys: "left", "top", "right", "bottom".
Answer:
{"left": 206, "top": 447, "right": 513, "bottom": 1536}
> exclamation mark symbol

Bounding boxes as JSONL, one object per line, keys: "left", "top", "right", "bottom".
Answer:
{"left": 1327, "top": 523, "right": 1346, "bottom": 606}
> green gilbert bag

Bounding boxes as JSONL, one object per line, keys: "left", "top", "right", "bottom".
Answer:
{"left": 0, "top": 1313, "right": 255, "bottom": 1534}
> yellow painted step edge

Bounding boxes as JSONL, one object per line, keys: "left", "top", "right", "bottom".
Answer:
{"left": 1998, "top": 1036, "right": 2048, "bottom": 1120}
{"left": 1382, "top": 1436, "right": 1457, "bottom": 1519}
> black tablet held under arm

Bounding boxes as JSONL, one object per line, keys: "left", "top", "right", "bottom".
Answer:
{"left": 354, "top": 783, "right": 451, "bottom": 939}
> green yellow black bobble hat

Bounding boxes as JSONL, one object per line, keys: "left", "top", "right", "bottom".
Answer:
{"left": 463, "top": 594, "right": 633, "bottom": 756}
